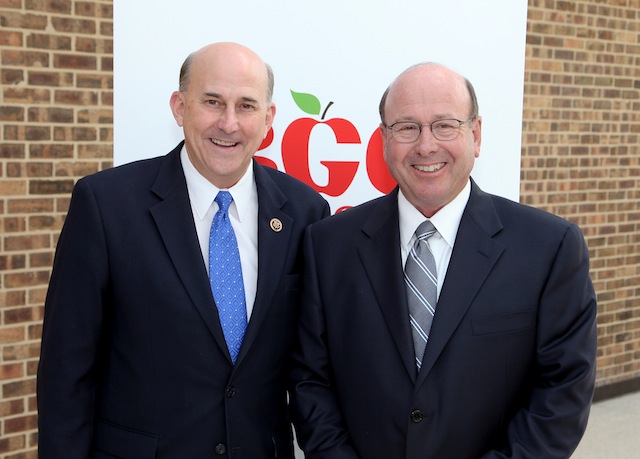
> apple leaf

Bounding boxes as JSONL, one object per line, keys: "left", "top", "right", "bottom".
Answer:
{"left": 290, "top": 90, "right": 321, "bottom": 116}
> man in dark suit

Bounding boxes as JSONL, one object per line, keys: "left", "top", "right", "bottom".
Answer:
{"left": 290, "top": 63, "right": 597, "bottom": 458}
{"left": 37, "top": 42, "right": 329, "bottom": 458}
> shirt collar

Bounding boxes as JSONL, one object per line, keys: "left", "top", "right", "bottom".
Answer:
{"left": 399, "top": 179, "right": 471, "bottom": 250}
{"left": 180, "top": 145, "right": 255, "bottom": 222}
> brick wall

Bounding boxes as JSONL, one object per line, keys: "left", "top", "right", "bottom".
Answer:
{"left": 522, "top": 0, "right": 640, "bottom": 394}
{"left": 0, "top": 0, "right": 113, "bottom": 456}
{"left": 0, "top": 0, "right": 638, "bottom": 457}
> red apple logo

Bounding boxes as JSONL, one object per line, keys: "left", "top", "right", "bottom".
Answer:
{"left": 255, "top": 126, "right": 277, "bottom": 169}
{"left": 366, "top": 127, "right": 396, "bottom": 194}
{"left": 281, "top": 90, "right": 360, "bottom": 196}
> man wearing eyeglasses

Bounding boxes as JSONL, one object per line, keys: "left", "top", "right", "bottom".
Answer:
{"left": 289, "top": 63, "right": 597, "bottom": 458}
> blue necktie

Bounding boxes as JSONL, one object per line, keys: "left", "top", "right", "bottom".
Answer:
{"left": 209, "top": 191, "right": 247, "bottom": 364}
{"left": 404, "top": 220, "right": 438, "bottom": 370}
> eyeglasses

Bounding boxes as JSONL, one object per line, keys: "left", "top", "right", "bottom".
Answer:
{"left": 385, "top": 118, "right": 474, "bottom": 143}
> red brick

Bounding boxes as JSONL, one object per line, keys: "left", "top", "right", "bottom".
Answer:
{"left": 1, "top": 378, "right": 36, "bottom": 398}
{"left": 27, "top": 107, "right": 74, "bottom": 123}
{"left": 3, "top": 87, "right": 51, "bottom": 104}
{"left": 54, "top": 161, "right": 99, "bottom": 177}
{"left": 0, "top": 29, "right": 23, "bottom": 46}
{"left": 1, "top": 68, "right": 25, "bottom": 85}
{"left": 4, "top": 304, "right": 48, "bottom": 326}
{"left": 4, "top": 234, "right": 50, "bottom": 251}
{"left": 28, "top": 70, "right": 74, "bottom": 87}
{"left": 26, "top": 162, "right": 53, "bottom": 177}
{"left": 28, "top": 179, "right": 74, "bottom": 195}
{"left": 0, "top": 180, "right": 27, "bottom": 195}
{"left": 4, "top": 414, "right": 38, "bottom": 434}
{"left": 0, "top": 363, "right": 24, "bottom": 380}
{"left": 26, "top": 32, "right": 72, "bottom": 51}
{"left": 2, "top": 217, "right": 27, "bottom": 233}
{"left": 24, "top": 126, "right": 51, "bottom": 141}
{"left": 0, "top": 11, "right": 48, "bottom": 29}
{"left": 25, "top": 0, "right": 72, "bottom": 14}
{"left": 0, "top": 435, "right": 27, "bottom": 455}
{"left": 0, "top": 399, "right": 24, "bottom": 417}
{"left": 4, "top": 271, "right": 50, "bottom": 289}
{"left": 7, "top": 198, "right": 54, "bottom": 213}
{"left": 28, "top": 250, "right": 54, "bottom": 267}
{"left": 0, "top": 106, "right": 24, "bottom": 121}
{"left": 53, "top": 89, "right": 98, "bottom": 105}
{"left": 29, "top": 144, "right": 73, "bottom": 159}
{"left": 0, "top": 144, "right": 26, "bottom": 159}
{"left": 53, "top": 53, "right": 97, "bottom": 70}
{"left": 51, "top": 16, "right": 96, "bottom": 34}
{"left": 0, "top": 291, "right": 26, "bottom": 308}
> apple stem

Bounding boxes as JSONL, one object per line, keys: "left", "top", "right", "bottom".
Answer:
{"left": 321, "top": 101, "right": 334, "bottom": 120}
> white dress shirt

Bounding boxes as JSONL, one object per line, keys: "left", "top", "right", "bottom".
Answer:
{"left": 180, "top": 147, "right": 259, "bottom": 318}
{"left": 399, "top": 180, "right": 471, "bottom": 298}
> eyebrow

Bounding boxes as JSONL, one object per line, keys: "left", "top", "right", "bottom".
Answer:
{"left": 203, "top": 92, "right": 260, "bottom": 105}
{"left": 393, "top": 114, "right": 460, "bottom": 124}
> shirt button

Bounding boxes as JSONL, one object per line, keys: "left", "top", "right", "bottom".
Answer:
{"left": 215, "top": 443, "right": 227, "bottom": 455}
{"left": 410, "top": 409, "right": 424, "bottom": 423}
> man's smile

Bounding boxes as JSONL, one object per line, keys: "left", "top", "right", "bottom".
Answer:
{"left": 211, "top": 138, "right": 238, "bottom": 147}
{"left": 413, "top": 162, "right": 445, "bottom": 173}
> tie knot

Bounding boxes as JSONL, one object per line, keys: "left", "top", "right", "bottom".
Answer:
{"left": 416, "top": 220, "right": 436, "bottom": 241}
{"left": 215, "top": 191, "right": 233, "bottom": 213}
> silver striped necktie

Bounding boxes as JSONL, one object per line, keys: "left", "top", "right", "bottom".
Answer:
{"left": 404, "top": 220, "right": 438, "bottom": 370}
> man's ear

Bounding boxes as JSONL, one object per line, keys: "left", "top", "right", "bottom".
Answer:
{"left": 264, "top": 102, "right": 276, "bottom": 134}
{"left": 169, "top": 91, "right": 185, "bottom": 127}
{"left": 472, "top": 116, "right": 482, "bottom": 158}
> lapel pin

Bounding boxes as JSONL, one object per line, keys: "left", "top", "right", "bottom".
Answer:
{"left": 270, "top": 218, "right": 283, "bottom": 232}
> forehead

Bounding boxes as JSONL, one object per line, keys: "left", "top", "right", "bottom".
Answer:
{"left": 189, "top": 51, "right": 269, "bottom": 101}
{"left": 386, "top": 67, "right": 469, "bottom": 119}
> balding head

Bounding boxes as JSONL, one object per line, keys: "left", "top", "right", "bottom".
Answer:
{"left": 178, "top": 42, "right": 274, "bottom": 102}
{"left": 379, "top": 63, "right": 478, "bottom": 125}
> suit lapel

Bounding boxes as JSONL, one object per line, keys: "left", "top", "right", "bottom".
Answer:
{"left": 234, "top": 162, "right": 293, "bottom": 364}
{"left": 149, "top": 145, "right": 229, "bottom": 358}
{"left": 418, "top": 181, "right": 505, "bottom": 384}
{"left": 358, "top": 190, "right": 418, "bottom": 381}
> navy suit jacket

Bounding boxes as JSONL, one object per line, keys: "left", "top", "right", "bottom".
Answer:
{"left": 290, "top": 180, "right": 597, "bottom": 459}
{"left": 37, "top": 143, "right": 330, "bottom": 458}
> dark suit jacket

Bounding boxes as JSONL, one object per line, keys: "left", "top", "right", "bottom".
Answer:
{"left": 37, "top": 143, "right": 330, "bottom": 458}
{"left": 290, "top": 180, "right": 597, "bottom": 459}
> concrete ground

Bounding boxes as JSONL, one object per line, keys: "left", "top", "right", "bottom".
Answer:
{"left": 294, "top": 390, "right": 640, "bottom": 458}
{"left": 572, "top": 389, "right": 640, "bottom": 458}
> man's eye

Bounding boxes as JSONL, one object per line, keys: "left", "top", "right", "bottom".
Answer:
{"left": 434, "top": 121, "right": 455, "bottom": 130}
{"left": 397, "top": 124, "right": 418, "bottom": 132}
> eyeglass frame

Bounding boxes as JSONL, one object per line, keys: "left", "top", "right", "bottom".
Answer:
{"left": 384, "top": 117, "right": 476, "bottom": 142}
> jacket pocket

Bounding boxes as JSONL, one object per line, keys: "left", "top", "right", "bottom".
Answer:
{"left": 94, "top": 420, "right": 158, "bottom": 459}
{"left": 471, "top": 310, "right": 536, "bottom": 336}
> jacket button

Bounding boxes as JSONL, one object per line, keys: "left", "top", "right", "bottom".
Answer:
{"left": 215, "top": 443, "right": 227, "bottom": 455}
{"left": 226, "top": 386, "right": 237, "bottom": 398}
{"left": 410, "top": 409, "right": 424, "bottom": 423}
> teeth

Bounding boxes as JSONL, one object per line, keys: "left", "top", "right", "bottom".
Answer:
{"left": 415, "top": 163, "right": 444, "bottom": 172}
{"left": 211, "top": 138, "right": 236, "bottom": 147}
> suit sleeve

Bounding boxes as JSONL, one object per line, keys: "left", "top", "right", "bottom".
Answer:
{"left": 289, "top": 226, "right": 360, "bottom": 459}
{"left": 482, "top": 223, "right": 597, "bottom": 458}
{"left": 37, "top": 178, "right": 110, "bottom": 457}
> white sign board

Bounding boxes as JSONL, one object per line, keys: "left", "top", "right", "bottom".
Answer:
{"left": 114, "top": 1, "right": 527, "bottom": 211}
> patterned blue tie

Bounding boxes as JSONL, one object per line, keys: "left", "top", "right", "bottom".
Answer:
{"left": 404, "top": 220, "right": 438, "bottom": 370}
{"left": 209, "top": 191, "right": 247, "bottom": 364}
